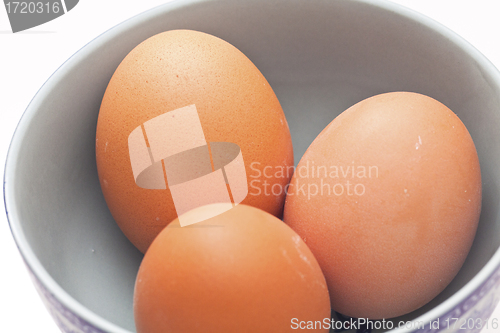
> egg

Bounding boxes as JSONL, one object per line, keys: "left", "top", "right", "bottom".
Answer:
{"left": 283, "top": 92, "right": 482, "bottom": 319}
{"left": 133, "top": 204, "right": 331, "bottom": 333}
{"left": 96, "top": 30, "right": 293, "bottom": 253}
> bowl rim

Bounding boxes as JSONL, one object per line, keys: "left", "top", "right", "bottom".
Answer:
{"left": 4, "top": 0, "right": 500, "bottom": 332}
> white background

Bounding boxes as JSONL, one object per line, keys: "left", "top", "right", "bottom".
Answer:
{"left": 1, "top": 1, "right": 500, "bottom": 332}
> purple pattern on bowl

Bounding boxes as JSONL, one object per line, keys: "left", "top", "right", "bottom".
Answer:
{"left": 413, "top": 265, "right": 500, "bottom": 333}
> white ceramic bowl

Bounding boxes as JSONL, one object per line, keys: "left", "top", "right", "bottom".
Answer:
{"left": 5, "top": 0, "right": 500, "bottom": 332}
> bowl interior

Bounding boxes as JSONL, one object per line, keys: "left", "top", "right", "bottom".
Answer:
{"left": 7, "top": 0, "right": 500, "bottom": 332}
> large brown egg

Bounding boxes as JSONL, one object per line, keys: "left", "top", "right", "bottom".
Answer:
{"left": 96, "top": 30, "right": 293, "bottom": 253}
{"left": 134, "top": 204, "right": 331, "bottom": 333}
{"left": 283, "top": 92, "right": 481, "bottom": 319}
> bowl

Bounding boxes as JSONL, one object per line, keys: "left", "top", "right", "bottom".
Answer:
{"left": 5, "top": 0, "right": 500, "bottom": 332}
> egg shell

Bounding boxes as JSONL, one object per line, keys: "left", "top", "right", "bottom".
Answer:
{"left": 134, "top": 204, "right": 331, "bottom": 333}
{"left": 96, "top": 30, "right": 293, "bottom": 253}
{"left": 283, "top": 92, "right": 482, "bottom": 319}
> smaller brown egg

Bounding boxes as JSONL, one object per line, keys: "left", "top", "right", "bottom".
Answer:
{"left": 134, "top": 204, "right": 331, "bottom": 333}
